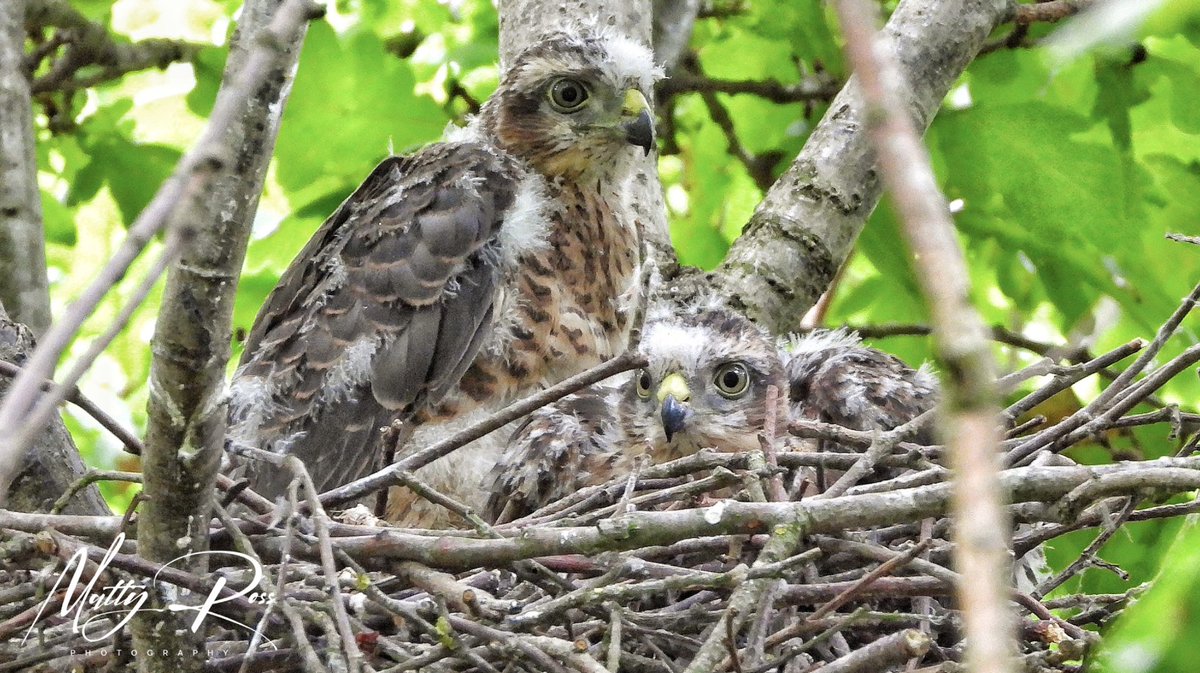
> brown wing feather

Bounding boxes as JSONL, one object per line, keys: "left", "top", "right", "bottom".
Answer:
{"left": 483, "top": 388, "right": 623, "bottom": 524}
{"left": 785, "top": 332, "right": 939, "bottom": 438}
{"left": 231, "top": 142, "right": 522, "bottom": 496}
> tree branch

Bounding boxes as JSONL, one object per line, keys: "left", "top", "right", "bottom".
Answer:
{"left": 652, "top": 0, "right": 700, "bottom": 72}
{"left": 658, "top": 72, "right": 841, "bottom": 104}
{"left": 129, "top": 0, "right": 319, "bottom": 670}
{"left": 23, "top": 0, "right": 205, "bottom": 94}
{"left": 831, "top": 3, "right": 1015, "bottom": 673}
{"left": 0, "top": 0, "right": 52, "bottom": 336}
{"left": 665, "top": 0, "right": 1011, "bottom": 335}
{"left": 0, "top": 308, "right": 107, "bottom": 516}
{"left": 1015, "top": 0, "right": 1095, "bottom": 24}
{"left": 274, "top": 459, "right": 1200, "bottom": 571}
{"left": 0, "top": 0, "right": 313, "bottom": 503}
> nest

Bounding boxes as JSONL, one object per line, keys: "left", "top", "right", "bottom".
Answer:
{"left": 3, "top": 289, "right": 1200, "bottom": 673}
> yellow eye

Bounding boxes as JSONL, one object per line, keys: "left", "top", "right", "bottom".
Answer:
{"left": 635, "top": 370, "right": 652, "bottom": 398}
{"left": 713, "top": 363, "right": 750, "bottom": 398}
{"left": 548, "top": 78, "right": 589, "bottom": 112}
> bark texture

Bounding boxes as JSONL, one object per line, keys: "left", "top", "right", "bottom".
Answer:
{"left": 0, "top": 0, "right": 52, "bottom": 336}
{"left": 664, "top": 0, "right": 1014, "bottom": 335}
{"left": 652, "top": 0, "right": 700, "bottom": 73}
{"left": 132, "top": 1, "right": 311, "bottom": 670}
{"left": 0, "top": 307, "right": 108, "bottom": 516}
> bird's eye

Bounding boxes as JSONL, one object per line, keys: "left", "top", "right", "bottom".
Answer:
{"left": 713, "top": 363, "right": 750, "bottom": 398}
{"left": 548, "top": 78, "right": 589, "bottom": 112}
{"left": 635, "top": 370, "right": 652, "bottom": 398}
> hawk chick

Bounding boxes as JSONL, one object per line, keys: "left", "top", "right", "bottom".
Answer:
{"left": 484, "top": 307, "right": 937, "bottom": 524}
{"left": 229, "top": 31, "right": 661, "bottom": 526}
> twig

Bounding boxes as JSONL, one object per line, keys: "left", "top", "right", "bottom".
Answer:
{"left": 682, "top": 523, "right": 805, "bottom": 673}
{"left": 657, "top": 72, "right": 840, "bottom": 104}
{"left": 606, "top": 602, "right": 622, "bottom": 673}
{"left": 0, "top": 360, "right": 145, "bottom": 455}
{"left": 11, "top": 244, "right": 174, "bottom": 463}
{"left": 1015, "top": 0, "right": 1096, "bottom": 24}
{"left": 831, "top": 3, "right": 1017, "bottom": 673}
{"left": 818, "top": 629, "right": 932, "bottom": 673}
{"left": 49, "top": 470, "right": 141, "bottom": 514}
{"left": 809, "top": 539, "right": 931, "bottom": 622}
{"left": 0, "top": 0, "right": 326, "bottom": 502}
{"left": 288, "top": 457, "right": 362, "bottom": 673}
{"left": 318, "top": 351, "right": 647, "bottom": 508}
{"left": 1035, "top": 497, "right": 1137, "bottom": 598}
{"left": 759, "top": 384, "right": 786, "bottom": 502}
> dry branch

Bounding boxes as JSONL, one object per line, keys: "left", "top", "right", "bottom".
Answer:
{"left": 831, "top": 1, "right": 1017, "bottom": 672}
{"left": 130, "top": 1, "right": 318, "bottom": 669}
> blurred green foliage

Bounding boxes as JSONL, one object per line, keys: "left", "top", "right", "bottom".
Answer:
{"left": 25, "top": 0, "right": 1200, "bottom": 666}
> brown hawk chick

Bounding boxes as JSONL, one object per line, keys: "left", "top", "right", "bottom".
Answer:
{"left": 228, "top": 31, "right": 661, "bottom": 522}
{"left": 485, "top": 307, "right": 942, "bottom": 524}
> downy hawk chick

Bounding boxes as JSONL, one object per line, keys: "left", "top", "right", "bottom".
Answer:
{"left": 228, "top": 30, "right": 661, "bottom": 527}
{"left": 484, "top": 307, "right": 938, "bottom": 524}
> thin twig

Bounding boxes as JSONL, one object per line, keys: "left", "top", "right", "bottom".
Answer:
{"left": 318, "top": 351, "right": 647, "bottom": 508}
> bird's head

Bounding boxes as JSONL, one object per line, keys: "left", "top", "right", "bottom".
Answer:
{"left": 479, "top": 31, "right": 661, "bottom": 178}
{"left": 621, "top": 309, "right": 787, "bottom": 460}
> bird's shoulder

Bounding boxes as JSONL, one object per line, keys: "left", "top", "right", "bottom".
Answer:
{"left": 784, "top": 331, "right": 938, "bottom": 432}
{"left": 484, "top": 385, "right": 624, "bottom": 523}
{"left": 237, "top": 140, "right": 527, "bottom": 368}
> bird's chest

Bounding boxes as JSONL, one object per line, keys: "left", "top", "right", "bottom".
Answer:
{"left": 424, "top": 180, "right": 641, "bottom": 422}
{"left": 520, "top": 184, "right": 642, "bottom": 377}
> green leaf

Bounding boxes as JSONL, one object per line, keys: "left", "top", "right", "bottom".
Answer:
{"left": 1092, "top": 519, "right": 1200, "bottom": 673}
{"left": 185, "top": 47, "right": 228, "bottom": 117}
{"left": 273, "top": 21, "right": 448, "bottom": 194}
{"left": 70, "top": 101, "right": 183, "bottom": 225}
{"left": 40, "top": 190, "right": 77, "bottom": 246}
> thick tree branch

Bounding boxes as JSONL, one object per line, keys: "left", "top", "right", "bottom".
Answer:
{"left": 0, "top": 0, "right": 52, "bottom": 336}
{"left": 832, "top": 3, "right": 1015, "bottom": 673}
{"left": 665, "top": 0, "right": 1011, "bottom": 335}
{"left": 652, "top": 0, "right": 700, "bottom": 72}
{"left": 0, "top": 308, "right": 107, "bottom": 516}
{"left": 280, "top": 459, "right": 1200, "bottom": 571}
{"left": 128, "top": 0, "right": 318, "bottom": 670}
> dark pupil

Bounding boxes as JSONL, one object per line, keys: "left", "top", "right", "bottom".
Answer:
{"left": 722, "top": 371, "right": 741, "bottom": 388}
{"left": 559, "top": 84, "right": 580, "bottom": 104}
{"left": 640, "top": 372, "right": 650, "bottom": 390}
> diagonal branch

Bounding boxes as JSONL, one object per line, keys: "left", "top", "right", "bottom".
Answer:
{"left": 666, "top": 0, "right": 1013, "bottom": 335}
{"left": 831, "top": 2, "right": 1016, "bottom": 673}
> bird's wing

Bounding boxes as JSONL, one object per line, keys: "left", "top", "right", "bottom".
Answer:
{"left": 784, "top": 332, "right": 939, "bottom": 436}
{"left": 231, "top": 142, "right": 523, "bottom": 495}
{"left": 484, "top": 387, "right": 623, "bottom": 524}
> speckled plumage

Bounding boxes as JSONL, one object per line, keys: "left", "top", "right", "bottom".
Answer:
{"left": 782, "top": 330, "right": 939, "bottom": 440}
{"left": 484, "top": 310, "right": 939, "bottom": 524}
{"left": 228, "top": 31, "right": 661, "bottom": 526}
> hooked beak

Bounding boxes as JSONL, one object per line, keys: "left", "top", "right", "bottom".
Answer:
{"left": 657, "top": 372, "right": 691, "bottom": 442}
{"left": 620, "top": 89, "right": 655, "bottom": 156}
{"left": 660, "top": 395, "right": 691, "bottom": 442}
